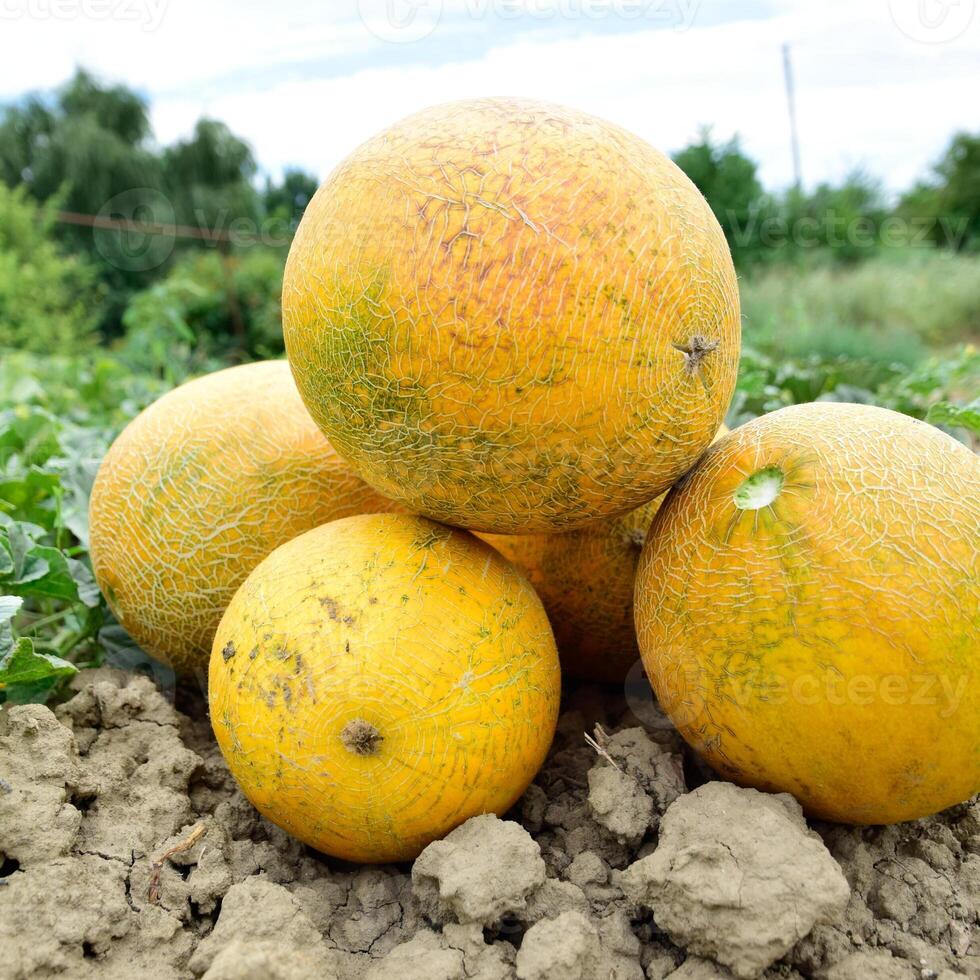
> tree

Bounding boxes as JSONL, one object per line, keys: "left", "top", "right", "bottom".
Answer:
{"left": 163, "top": 118, "right": 261, "bottom": 234}
{"left": 0, "top": 69, "right": 162, "bottom": 222}
{"left": 0, "top": 72, "right": 268, "bottom": 333}
{"left": 672, "top": 130, "right": 765, "bottom": 266}
{"left": 264, "top": 168, "right": 319, "bottom": 229}
{"left": 899, "top": 131, "right": 980, "bottom": 252}
{"left": 0, "top": 184, "right": 102, "bottom": 352}
{"left": 0, "top": 70, "right": 166, "bottom": 324}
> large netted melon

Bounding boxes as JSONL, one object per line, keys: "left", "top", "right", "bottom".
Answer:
{"left": 89, "top": 361, "right": 399, "bottom": 676}
{"left": 635, "top": 403, "right": 980, "bottom": 824}
{"left": 283, "top": 98, "right": 739, "bottom": 534}
{"left": 210, "top": 514, "right": 561, "bottom": 863}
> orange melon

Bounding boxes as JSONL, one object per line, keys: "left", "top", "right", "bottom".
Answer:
{"left": 283, "top": 98, "right": 739, "bottom": 534}
{"left": 634, "top": 403, "right": 980, "bottom": 824}
{"left": 480, "top": 426, "right": 729, "bottom": 683}
{"left": 89, "top": 361, "right": 399, "bottom": 676}
{"left": 209, "top": 514, "right": 561, "bottom": 863}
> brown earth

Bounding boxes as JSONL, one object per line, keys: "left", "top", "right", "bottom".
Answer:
{"left": 0, "top": 667, "right": 977, "bottom": 980}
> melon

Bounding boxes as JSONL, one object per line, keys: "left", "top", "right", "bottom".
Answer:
{"left": 634, "top": 403, "right": 980, "bottom": 824}
{"left": 89, "top": 361, "right": 399, "bottom": 676}
{"left": 283, "top": 98, "right": 739, "bottom": 533}
{"left": 209, "top": 514, "right": 561, "bottom": 863}
{"left": 480, "top": 426, "right": 729, "bottom": 683}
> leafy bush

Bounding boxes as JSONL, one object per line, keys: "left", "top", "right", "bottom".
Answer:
{"left": 119, "top": 246, "right": 285, "bottom": 374}
{"left": 730, "top": 344, "right": 980, "bottom": 447}
{"left": 899, "top": 131, "right": 980, "bottom": 253}
{"left": 0, "top": 184, "right": 103, "bottom": 352}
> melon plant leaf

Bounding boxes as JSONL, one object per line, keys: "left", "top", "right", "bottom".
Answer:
{"left": 0, "top": 407, "right": 63, "bottom": 465}
{"left": 1, "top": 520, "right": 50, "bottom": 584}
{"left": 67, "top": 557, "right": 102, "bottom": 608}
{"left": 0, "top": 594, "right": 22, "bottom": 654}
{"left": 56, "top": 452, "right": 102, "bottom": 546}
{"left": 0, "top": 594, "right": 22, "bottom": 622}
{"left": 0, "top": 635, "right": 77, "bottom": 702}
{"left": 927, "top": 399, "right": 980, "bottom": 437}
{"left": 0, "top": 469, "right": 62, "bottom": 528}
{"left": 0, "top": 521, "right": 80, "bottom": 601}
{"left": 0, "top": 535, "right": 13, "bottom": 577}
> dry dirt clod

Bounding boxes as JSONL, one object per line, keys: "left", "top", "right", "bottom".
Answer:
{"left": 1, "top": 667, "right": 976, "bottom": 979}
{"left": 0, "top": 704, "right": 84, "bottom": 865}
{"left": 588, "top": 765, "right": 654, "bottom": 842}
{"left": 817, "top": 949, "right": 918, "bottom": 979}
{"left": 364, "top": 923, "right": 516, "bottom": 980}
{"left": 412, "top": 813, "right": 546, "bottom": 926}
{"left": 665, "top": 958, "right": 737, "bottom": 979}
{"left": 188, "top": 877, "right": 338, "bottom": 978}
{"left": 584, "top": 725, "right": 686, "bottom": 845}
{"left": 516, "top": 911, "right": 603, "bottom": 980}
{"left": 515, "top": 909, "right": 644, "bottom": 980}
{"left": 619, "top": 782, "right": 850, "bottom": 979}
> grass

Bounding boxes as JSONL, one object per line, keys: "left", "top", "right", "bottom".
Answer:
{"left": 740, "top": 250, "right": 980, "bottom": 367}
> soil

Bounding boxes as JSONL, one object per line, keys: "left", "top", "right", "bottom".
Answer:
{"left": 0, "top": 667, "right": 977, "bottom": 980}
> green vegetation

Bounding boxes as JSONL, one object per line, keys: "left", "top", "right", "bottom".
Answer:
{"left": 0, "top": 69, "right": 314, "bottom": 338}
{"left": 673, "top": 128, "right": 979, "bottom": 268}
{"left": 0, "top": 352, "right": 170, "bottom": 701}
{"left": 0, "top": 184, "right": 103, "bottom": 352}
{"left": 740, "top": 250, "right": 980, "bottom": 366}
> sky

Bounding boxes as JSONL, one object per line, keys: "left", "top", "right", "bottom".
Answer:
{"left": 1, "top": 0, "right": 977, "bottom": 193}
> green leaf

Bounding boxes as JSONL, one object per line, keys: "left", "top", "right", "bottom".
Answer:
{"left": 0, "top": 469, "right": 62, "bottom": 528}
{"left": 0, "top": 407, "right": 63, "bottom": 465}
{"left": 0, "top": 522, "right": 80, "bottom": 601}
{"left": 927, "top": 399, "right": 980, "bottom": 437}
{"left": 67, "top": 558, "right": 102, "bottom": 608}
{"left": 0, "top": 635, "right": 77, "bottom": 691}
{"left": 2, "top": 521, "right": 50, "bottom": 584}
{"left": 0, "top": 594, "right": 23, "bottom": 656}
{"left": 0, "top": 595, "right": 22, "bottom": 623}
{"left": 55, "top": 453, "right": 103, "bottom": 546}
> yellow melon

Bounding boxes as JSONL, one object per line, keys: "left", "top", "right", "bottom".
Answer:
{"left": 635, "top": 403, "right": 980, "bottom": 824}
{"left": 209, "top": 514, "right": 561, "bottom": 863}
{"left": 480, "top": 426, "right": 729, "bottom": 683}
{"left": 89, "top": 361, "right": 399, "bottom": 676}
{"left": 283, "top": 98, "right": 739, "bottom": 534}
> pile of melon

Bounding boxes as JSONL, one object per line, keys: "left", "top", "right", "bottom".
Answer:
{"left": 90, "top": 99, "right": 979, "bottom": 863}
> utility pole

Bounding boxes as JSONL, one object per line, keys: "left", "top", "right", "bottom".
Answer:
{"left": 782, "top": 43, "right": 802, "bottom": 191}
